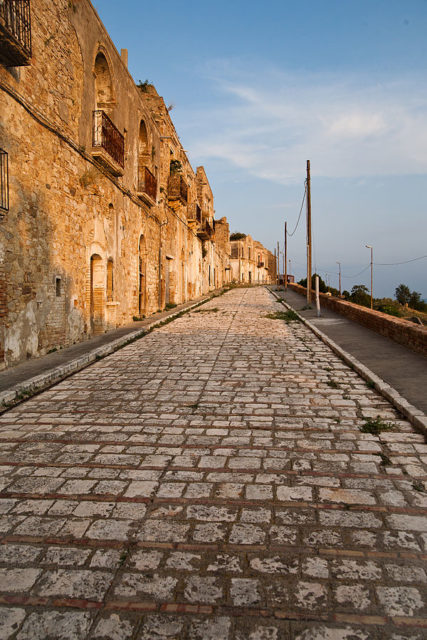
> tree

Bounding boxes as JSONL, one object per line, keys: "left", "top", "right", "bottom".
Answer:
{"left": 230, "top": 232, "right": 247, "bottom": 241}
{"left": 408, "top": 290, "right": 426, "bottom": 311}
{"left": 395, "top": 284, "right": 411, "bottom": 306}
{"left": 298, "top": 273, "right": 327, "bottom": 293}
{"left": 375, "top": 298, "right": 403, "bottom": 317}
{"left": 350, "top": 284, "right": 370, "bottom": 307}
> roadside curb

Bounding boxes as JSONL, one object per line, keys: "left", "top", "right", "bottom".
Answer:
{"left": 268, "top": 287, "right": 427, "bottom": 437}
{"left": 0, "top": 295, "right": 217, "bottom": 413}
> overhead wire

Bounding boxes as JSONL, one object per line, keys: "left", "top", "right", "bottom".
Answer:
{"left": 287, "top": 182, "right": 307, "bottom": 237}
{"left": 374, "top": 254, "right": 427, "bottom": 266}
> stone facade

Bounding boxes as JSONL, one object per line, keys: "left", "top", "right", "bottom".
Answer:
{"left": 0, "top": 0, "right": 234, "bottom": 369}
{"left": 230, "top": 235, "right": 276, "bottom": 284}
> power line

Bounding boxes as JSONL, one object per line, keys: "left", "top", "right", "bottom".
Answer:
{"left": 287, "top": 182, "right": 307, "bottom": 237}
{"left": 374, "top": 254, "right": 427, "bottom": 266}
{"left": 341, "top": 264, "right": 371, "bottom": 279}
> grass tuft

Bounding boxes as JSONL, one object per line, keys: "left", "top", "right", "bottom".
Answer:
{"left": 326, "top": 379, "right": 339, "bottom": 389}
{"left": 379, "top": 453, "right": 391, "bottom": 466}
{"left": 360, "top": 416, "right": 394, "bottom": 435}
{"left": 264, "top": 310, "right": 299, "bottom": 323}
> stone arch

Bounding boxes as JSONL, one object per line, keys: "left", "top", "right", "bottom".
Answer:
{"left": 94, "top": 49, "right": 114, "bottom": 113}
{"left": 138, "top": 235, "right": 147, "bottom": 315}
{"left": 90, "top": 254, "right": 105, "bottom": 334}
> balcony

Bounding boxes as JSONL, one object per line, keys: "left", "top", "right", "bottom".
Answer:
{"left": 0, "top": 0, "right": 31, "bottom": 66}
{"left": 197, "top": 219, "right": 214, "bottom": 241}
{"left": 137, "top": 165, "right": 157, "bottom": 206}
{"left": 167, "top": 173, "right": 188, "bottom": 205}
{"left": 92, "top": 110, "right": 124, "bottom": 176}
{"left": 187, "top": 203, "right": 202, "bottom": 223}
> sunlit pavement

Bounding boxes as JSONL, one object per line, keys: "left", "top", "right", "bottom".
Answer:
{"left": 0, "top": 287, "right": 425, "bottom": 639}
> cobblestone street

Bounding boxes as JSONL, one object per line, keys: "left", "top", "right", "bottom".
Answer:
{"left": 0, "top": 287, "right": 426, "bottom": 639}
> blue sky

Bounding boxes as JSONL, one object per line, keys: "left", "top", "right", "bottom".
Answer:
{"left": 93, "top": 0, "right": 427, "bottom": 298}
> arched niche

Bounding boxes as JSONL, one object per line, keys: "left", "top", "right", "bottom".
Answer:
{"left": 94, "top": 51, "right": 114, "bottom": 112}
{"left": 138, "top": 120, "right": 149, "bottom": 165}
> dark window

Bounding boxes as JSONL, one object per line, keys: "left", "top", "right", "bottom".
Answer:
{"left": 55, "top": 277, "right": 61, "bottom": 297}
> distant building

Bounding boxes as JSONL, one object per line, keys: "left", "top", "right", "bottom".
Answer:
{"left": 229, "top": 235, "right": 275, "bottom": 284}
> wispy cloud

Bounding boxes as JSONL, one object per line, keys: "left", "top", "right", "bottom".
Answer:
{"left": 181, "top": 62, "right": 427, "bottom": 184}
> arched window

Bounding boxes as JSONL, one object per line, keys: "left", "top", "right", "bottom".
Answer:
{"left": 92, "top": 51, "right": 124, "bottom": 172}
{"left": 137, "top": 120, "right": 157, "bottom": 202}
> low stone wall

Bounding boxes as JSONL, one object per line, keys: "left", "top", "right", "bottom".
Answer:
{"left": 288, "top": 283, "right": 427, "bottom": 356}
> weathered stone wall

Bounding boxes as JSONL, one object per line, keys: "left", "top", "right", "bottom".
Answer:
{"left": 289, "top": 283, "right": 427, "bottom": 356}
{"left": 0, "top": 0, "right": 227, "bottom": 369}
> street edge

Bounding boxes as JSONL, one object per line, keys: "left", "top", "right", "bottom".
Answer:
{"left": 268, "top": 287, "right": 427, "bottom": 437}
{"left": 0, "top": 294, "right": 219, "bottom": 413}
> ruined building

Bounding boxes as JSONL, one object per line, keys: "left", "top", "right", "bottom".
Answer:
{"left": 230, "top": 235, "right": 276, "bottom": 284}
{"left": 0, "top": 0, "right": 234, "bottom": 370}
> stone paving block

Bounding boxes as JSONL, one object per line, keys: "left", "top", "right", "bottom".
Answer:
{"left": 0, "top": 607, "right": 26, "bottom": 640}
{"left": 114, "top": 572, "right": 177, "bottom": 600}
{"left": 188, "top": 616, "right": 231, "bottom": 640}
{"left": 0, "top": 568, "right": 41, "bottom": 593}
{"left": 138, "top": 615, "right": 185, "bottom": 640}
{"left": 376, "top": 586, "right": 424, "bottom": 617}
{"left": 90, "top": 613, "right": 136, "bottom": 640}
{"left": 37, "top": 569, "right": 113, "bottom": 600}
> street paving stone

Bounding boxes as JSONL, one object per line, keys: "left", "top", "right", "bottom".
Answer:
{"left": 0, "top": 286, "right": 426, "bottom": 638}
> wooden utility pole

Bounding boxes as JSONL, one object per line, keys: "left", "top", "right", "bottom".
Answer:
{"left": 306, "top": 160, "right": 312, "bottom": 304}
{"left": 284, "top": 222, "right": 288, "bottom": 290}
{"left": 282, "top": 232, "right": 285, "bottom": 283}
{"left": 274, "top": 247, "right": 277, "bottom": 284}
{"left": 276, "top": 241, "right": 280, "bottom": 284}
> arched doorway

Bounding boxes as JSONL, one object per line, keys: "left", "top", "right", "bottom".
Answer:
{"left": 90, "top": 254, "right": 104, "bottom": 334}
{"left": 138, "top": 236, "right": 146, "bottom": 315}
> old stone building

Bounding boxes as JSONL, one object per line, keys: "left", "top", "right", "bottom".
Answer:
{"left": 230, "top": 234, "right": 276, "bottom": 284}
{"left": 0, "top": 0, "right": 232, "bottom": 369}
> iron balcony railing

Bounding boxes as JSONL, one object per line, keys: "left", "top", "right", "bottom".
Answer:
{"left": 138, "top": 165, "right": 157, "bottom": 202}
{"left": 167, "top": 173, "right": 188, "bottom": 204}
{"left": 93, "top": 110, "right": 125, "bottom": 169}
{"left": 0, "top": 0, "right": 31, "bottom": 66}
